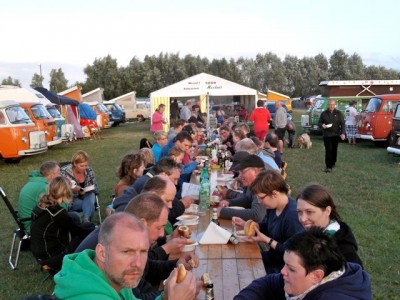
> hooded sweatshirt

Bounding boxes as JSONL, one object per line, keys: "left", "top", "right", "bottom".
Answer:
{"left": 234, "top": 262, "right": 371, "bottom": 300}
{"left": 54, "top": 249, "right": 160, "bottom": 300}
{"left": 17, "top": 170, "right": 48, "bottom": 233}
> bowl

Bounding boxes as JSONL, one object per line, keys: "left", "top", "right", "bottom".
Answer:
{"left": 185, "top": 203, "right": 199, "bottom": 214}
{"left": 181, "top": 239, "right": 198, "bottom": 252}
{"left": 176, "top": 215, "right": 200, "bottom": 225}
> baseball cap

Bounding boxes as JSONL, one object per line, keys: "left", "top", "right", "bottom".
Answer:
{"left": 231, "top": 154, "right": 265, "bottom": 171}
{"left": 229, "top": 151, "right": 250, "bottom": 171}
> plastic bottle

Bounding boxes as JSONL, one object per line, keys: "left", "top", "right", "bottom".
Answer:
{"left": 211, "top": 208, "right": 220, "bottom": 225}
{"left": 199, "top": 178, "right": 210, "bottom": 214}
{"left": 229, "top": 234, "right": 239, "bottom": 245}
{"left": 200, "top": 161, "right": 209, "bottom": 183}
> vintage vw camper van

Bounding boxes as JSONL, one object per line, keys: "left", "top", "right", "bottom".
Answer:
{"left": 0, "top": 100, "right": 47, "bottom": 160}
{"left": 387, "top": 103, "right": 400, "bottom": 154}
{"left": 0, "top": 87, "right": 62, "bottom": 147}
{"left": 86, "top": 101, "right": 113, "bottom": 129}
{"left": 358, "top": 94, "right": 400, "bottom": 143}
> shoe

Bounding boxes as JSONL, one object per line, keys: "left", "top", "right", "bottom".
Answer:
{"left": 324, "top": 168, "right": 332, "bottom": 173}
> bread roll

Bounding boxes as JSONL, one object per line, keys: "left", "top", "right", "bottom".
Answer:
{"left": 201, "top": 273, "right": 212, "bottom": 286}
{"left": 244, "top": 220, "right": 257, "bottom": 236}
{"left": 178, "top": 225, "right": 191, "bottom": 238}
{"left": 176, "top": 263, "right": 186, "bottom": 283}
{"left": 189, "top": 258, "right": 197, "bottom": 268}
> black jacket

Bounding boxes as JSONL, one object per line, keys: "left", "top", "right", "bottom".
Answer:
{"left": 335, "top": 221, "right": 363, "bottom": 267}
{"left": 318, "top": 108, "right": 345, "bottom": 137}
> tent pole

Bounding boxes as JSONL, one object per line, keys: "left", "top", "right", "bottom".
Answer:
{"left": 206, "top": 92, "right": 210, "bottom": 132}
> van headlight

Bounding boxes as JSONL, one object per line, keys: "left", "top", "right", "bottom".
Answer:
{"left": 22, "top": 137, "right": 27, "bottom": 143}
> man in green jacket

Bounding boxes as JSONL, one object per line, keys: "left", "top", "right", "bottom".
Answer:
{"left": 54, "top": 212, "right": 197, "bottom": 300}
{"left": 17, "top": 161, "right": 60, "bottom": 233}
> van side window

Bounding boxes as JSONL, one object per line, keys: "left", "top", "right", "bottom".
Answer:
{"left": 0, "top": 112, "right": 5, "bottom": 124}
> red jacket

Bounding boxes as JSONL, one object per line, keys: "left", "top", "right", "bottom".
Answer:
{"left": 249, "top": 108, "right": 271, "bottom": 131}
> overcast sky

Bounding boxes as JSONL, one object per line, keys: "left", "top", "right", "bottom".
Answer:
{"left": 1, "top": 0, "right": 399, "bottom": 89}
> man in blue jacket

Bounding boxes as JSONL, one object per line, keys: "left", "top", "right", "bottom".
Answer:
{"left": 234, "top": 227, "right": 371, "bottom": 300}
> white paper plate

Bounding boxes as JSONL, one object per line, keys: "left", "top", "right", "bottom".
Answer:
{"left": 174, "top": 220, "right": 200, "bottom": 226}
{"left": 228, "top": 206, "right": 245, "bottom": 210}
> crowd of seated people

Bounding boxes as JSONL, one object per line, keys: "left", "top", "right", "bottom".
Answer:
{"left": 18, "top": 108, "right": 369, "bottom": 299}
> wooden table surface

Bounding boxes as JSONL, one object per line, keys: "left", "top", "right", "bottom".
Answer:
{"left": 175, "top": 169, "right": 266, "bottom": 299}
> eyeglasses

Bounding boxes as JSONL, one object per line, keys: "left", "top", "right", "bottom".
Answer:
{"left": 239, "top": 168, "right": 252, "bottom": 174}
{"left": 256, "top": 194, "right": 269, "bottom": 201}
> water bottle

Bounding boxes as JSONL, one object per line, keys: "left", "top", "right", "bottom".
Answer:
{"left": 200, "top": 161, "right": 209, "bottom": 183}
{"left": 199, "top": 178, "right": 210, "bottom": 214}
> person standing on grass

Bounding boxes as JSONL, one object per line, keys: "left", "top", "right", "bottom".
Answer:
{"left": 274, "top": 102, "right": 287, "bottom": 155}
{"left": 318, "top": 100, "right": 345, "bottom": 173}
{"left": 249, "top": 100, "right": 271, "bottom": 142}
{"left": 150, "top": 104, "right": 167, "bottom": 133}
{"left": 345, "top": 100, "right": 359, "bottom": 145}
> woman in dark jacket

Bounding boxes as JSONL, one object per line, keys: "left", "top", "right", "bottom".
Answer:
{"left": 296, "top": 183, "right": 363, "bottom": 267}
{"left": 30, "top": 176, "right": 95, "bottom": 270}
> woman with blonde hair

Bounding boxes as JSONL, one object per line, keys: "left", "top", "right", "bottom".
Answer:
{"left": 139, "top": 147, "right": 155, "bottom": 174}
{"left": 30, "top": 176, "right": 94, "bottom": 270}
{"left": 60, "top": 150, "right": 98, "bottom": 222}
{"left": 152, "top": 130, "right": 168, "bottom": 163}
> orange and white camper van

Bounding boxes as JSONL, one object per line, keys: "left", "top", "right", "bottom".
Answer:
{"left": 0, "top": 100, "right": 47, "bottom": 160}
{"left": 0, "top": 87, "right": 62, "bottom": 147}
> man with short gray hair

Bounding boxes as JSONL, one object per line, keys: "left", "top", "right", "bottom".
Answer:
{"left": 55, "top": 212, "right": 197, "bottom": 300}
{"left": 18, "top": 161, "right": 61, "bottom": 233}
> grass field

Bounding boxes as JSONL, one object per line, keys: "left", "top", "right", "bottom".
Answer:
{"left": 0, "top": 112, "right": 399, "bottom": 299}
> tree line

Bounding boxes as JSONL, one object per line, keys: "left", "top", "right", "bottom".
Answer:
{"left": 2, "top": 49, "right": 399, "bottom": 99}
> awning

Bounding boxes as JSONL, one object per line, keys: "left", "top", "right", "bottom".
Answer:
{"left": 34, "top": 87, "right": 80, "bottom": 106}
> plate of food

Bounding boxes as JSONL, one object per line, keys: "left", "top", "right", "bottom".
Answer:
{"left": 176, "top": 215, "right": 200, "bottom": 225}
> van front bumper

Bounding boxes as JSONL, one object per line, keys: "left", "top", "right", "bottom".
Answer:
{"left": 387, "top": 147, "right": 400, "bottom": 155}
{"left": 47, "top": 137, "right": 62, "bottom": 147}
{"left": 359, "top": 134, "right": 385, "bottom": 141}
{"left": 19, "top": 147, "right": 48, "bottom": 156}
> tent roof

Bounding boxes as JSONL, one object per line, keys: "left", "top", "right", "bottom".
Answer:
{"left": 34, "top": 87, "right": 80, "bottom": 106}
{"left": 150, "top": 72, "right": 257, "bottom": 98}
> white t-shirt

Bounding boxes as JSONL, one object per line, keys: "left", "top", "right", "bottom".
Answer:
{"left": 345, "top": 106, "right": 358, "bottom": 126}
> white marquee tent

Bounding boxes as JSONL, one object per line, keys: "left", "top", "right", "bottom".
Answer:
{"left": 150, "top": 72, "right": 258, "bottom": 130}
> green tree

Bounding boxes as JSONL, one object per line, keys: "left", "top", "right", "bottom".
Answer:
{"left": 183, "top": 54, "right": 209, "bottom": 77}
{"left": 49, "top": 68, "right": 68, "bottom": 92}
{"left": 30, "top": 73, "right": 44, "bottom": 88}
{"left": 83, "top": 55, "right": 120, "bottom": 99}
{"left": 1, "top": 76, "right": 21, "bottom": 87}
{"left": 348, "top": 53, "right": 365, "bottom": 79}
{"left": 328, "top": 49, "right": 351, "bottom": 80}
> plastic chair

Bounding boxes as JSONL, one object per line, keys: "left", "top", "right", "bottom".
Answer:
{"left": 0, "top": 187, "right": 30, "bottom": 270}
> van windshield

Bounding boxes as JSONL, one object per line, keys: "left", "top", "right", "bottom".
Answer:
{"left": 6, "top": 106, "right": 32, "bottom": 124}
{"left": 97, "top": 103, "right": 108, "bottom": 113}
{"left": 314, "top": 99, "right": 325, "bottom": 109}
{"left": 365, "top": 97, "right": 381, "bottom": 112}
{"left": 31, "top": 104, "right": 52, "bottom": 119}
{"left": 47, "top": 107, "right": 62, "bottom": 118}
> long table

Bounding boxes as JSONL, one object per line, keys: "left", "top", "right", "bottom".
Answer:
{"left": 175, "top": 169, "right": 266, "bottom": 299}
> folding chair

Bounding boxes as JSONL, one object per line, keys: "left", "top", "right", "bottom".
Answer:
{"left": 95, "top": 195, "right": 102, "bottom": 223}
{"left": 0, "top": 187, "right": 30, "bottom": 270}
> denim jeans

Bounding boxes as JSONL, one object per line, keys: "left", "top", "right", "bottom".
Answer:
{"left": 71, "top": 192, "right": 96, "bottom": 220}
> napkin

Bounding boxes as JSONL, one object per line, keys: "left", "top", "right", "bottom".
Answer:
{"left": 181, "top": 182, "right": 200, "bottom": 197}
{"left": 199, "top": 222, "right": 232, "bottom": 244}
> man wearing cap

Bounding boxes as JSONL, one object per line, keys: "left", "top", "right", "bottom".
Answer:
{"left": 217, "top": 152, "right": 267, "bottom": 222}
{"left": 179, "top": 99, "right": 193, "bottom": 121}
